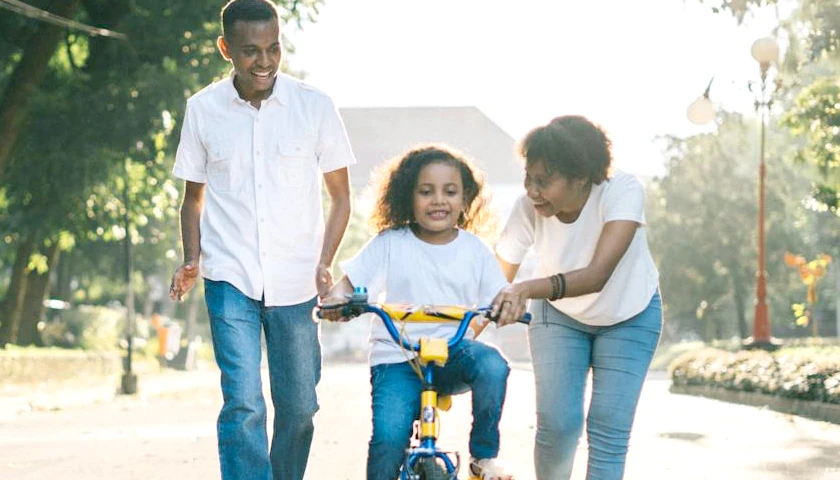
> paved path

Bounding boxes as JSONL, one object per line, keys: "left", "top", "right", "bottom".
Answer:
{"left": 2, "top": 362, "right": 840, "bottom": 479}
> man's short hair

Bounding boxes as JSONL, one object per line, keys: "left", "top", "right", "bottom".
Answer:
{"left": 221, "top": 0, "right": 279, "bottom": 39}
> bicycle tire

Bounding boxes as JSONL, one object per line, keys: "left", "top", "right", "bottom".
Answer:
{"left": 415, "top": 457, "right": 450, "bottom": 480}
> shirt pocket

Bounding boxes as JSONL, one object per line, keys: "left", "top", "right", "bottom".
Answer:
{"left": 206, "top": 143, "right": 234, "bottom": 193}
{"left": 276, "top": 139, "right": 317, "bottom": 193}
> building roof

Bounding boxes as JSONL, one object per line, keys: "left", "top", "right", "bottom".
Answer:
{"left": 339, "top": 106, "right": 524, "bottom": 193}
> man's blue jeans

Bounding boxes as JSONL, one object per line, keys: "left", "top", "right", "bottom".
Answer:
{"left": 529, "top": 292, "right": 662, "bottom": 480}
{"left": 366, "top": 339, "right": 510, "bottom": 480}
{"left": 205, "top": 280, "right": 321, "bottom": 480}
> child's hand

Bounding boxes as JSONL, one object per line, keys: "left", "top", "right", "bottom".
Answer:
{"left": 318, "top": 296, "right": 351, "bottom": 322}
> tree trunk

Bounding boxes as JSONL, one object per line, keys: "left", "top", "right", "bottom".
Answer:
{"left": 54, "top": 250, "right": 74, "bottom": 302}
{"left": 0, "top": 236, "right": 36, "bottom": 345}
{"left": 16, "top": 242, "right": 61, "bottom": 346}
{"left": 731, "top": 264, "right": 749, "bottom": 339}
{"left": 0, "top": 0, "right": 84, "bottom": 176}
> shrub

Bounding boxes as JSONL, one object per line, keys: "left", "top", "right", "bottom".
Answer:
{"left": 669, "top": 345, "right": 840, "bottom": 403}
{"left": 40, "top": 305, "right": 124, "bottom": 350}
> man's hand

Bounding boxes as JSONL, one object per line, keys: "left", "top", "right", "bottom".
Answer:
{"left": 316, "top": 263, "right": 334, "bottom": 299}
{"left": 170, "top": 261, "right": 199, "bottom": 302}
{"left": 491, "top": 283, "right": 530, "bottom": 327}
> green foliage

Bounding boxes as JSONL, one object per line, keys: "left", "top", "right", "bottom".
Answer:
{"left": 0, "top": 0, "right": 322, "bottom": 312}
{"left": 782, "top": 77, "right": 840, "bottom": 212}
{"left": 697, "top": 0, "right": 840, "bottom": 212}
{"left": 646, "top": 112, "right": 822, "bottom": 341}
{"left": 697, "top": 0, "right": 780, "bottom": 23}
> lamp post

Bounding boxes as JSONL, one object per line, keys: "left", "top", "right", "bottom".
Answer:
{"left": 748, "top": 36, "right": 779, "bottom": 350}
{"left": 121, "top": 157, "right": 138, "bottom": 394}
{"left": 687, "top": 36, "right": 781, "bottom": 350}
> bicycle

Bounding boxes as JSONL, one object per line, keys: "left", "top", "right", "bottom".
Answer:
{"left": 316, "top": 287, "right": 531, "bottom": 480}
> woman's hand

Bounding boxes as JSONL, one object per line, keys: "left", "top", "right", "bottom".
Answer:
{"left": 492, "top": 283, "right": 530, "bottom": 327}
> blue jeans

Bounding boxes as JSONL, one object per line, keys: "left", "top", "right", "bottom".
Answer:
{"left": 367, "top": 339, "right": 510, "bottom": 480}
{"left": 529, "top": 292, "right": 662, "bottom": 480}
{"left": 205, "top": 280, "right": 321, "bottom": 480}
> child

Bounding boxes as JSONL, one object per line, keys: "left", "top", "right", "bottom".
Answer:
{"left": 321, "top": 145, "right": 515, "bottom": 480}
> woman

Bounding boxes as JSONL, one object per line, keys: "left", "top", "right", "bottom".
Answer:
{"left": 493, "top": 115, "right": 662, "bottom": 480}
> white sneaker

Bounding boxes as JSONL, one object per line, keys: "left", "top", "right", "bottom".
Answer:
{"left": 469, "top": 458, "right": 514, "bottom": 480}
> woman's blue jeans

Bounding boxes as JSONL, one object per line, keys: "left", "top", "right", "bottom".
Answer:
{"left": 529, "top": 292, "right": 662, "bottom": 480}
{"left": 204, "top": 280, "right": 321, "bottom": 480}
{"left": 366, "top": 339, "right": 510, "bottom": 480}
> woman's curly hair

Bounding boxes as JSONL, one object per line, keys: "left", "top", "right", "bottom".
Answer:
{"left": 368, "top": 144, "right": 497, "bottom": 237}
{"left": 518, "top": 115, "right": 613, "bottom": 185}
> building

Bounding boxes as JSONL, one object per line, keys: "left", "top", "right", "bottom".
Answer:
{"left": 339, "top": 106, "right": 525, "bottom": 218}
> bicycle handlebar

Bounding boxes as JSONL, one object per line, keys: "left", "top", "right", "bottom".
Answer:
{"left": 315, "top": 287, "right": 531, "bottom": 353}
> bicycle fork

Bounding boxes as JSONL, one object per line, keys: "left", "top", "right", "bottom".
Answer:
{"left": 401, "top": 373, "right": 460, "bottom": 479}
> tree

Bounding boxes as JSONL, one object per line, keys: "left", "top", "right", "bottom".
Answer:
{"left": 646, "top": 112, "right": 818, "bottom": 341}
{"left": 697, "top": 0, "right": 840, "bottom": 213}
{"left": 0, "top": 0, "right": 323, "bottom": 346}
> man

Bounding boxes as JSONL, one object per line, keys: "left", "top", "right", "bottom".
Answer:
{"left": 168, "top": 1, "right": 355, "bottom": 479}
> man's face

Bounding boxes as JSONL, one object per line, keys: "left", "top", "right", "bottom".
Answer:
{"left": 217, "top": 18, "right": 282, "bottom": 102}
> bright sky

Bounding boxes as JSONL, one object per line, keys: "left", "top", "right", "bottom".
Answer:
{"left": 285, "top": 0, "right": 787, "bottom": 178}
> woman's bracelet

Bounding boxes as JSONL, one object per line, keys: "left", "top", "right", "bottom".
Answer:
{"left": 548, "top": 273, "right": 566, "bottom": 301}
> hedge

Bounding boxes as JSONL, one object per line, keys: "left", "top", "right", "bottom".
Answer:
{"left": 668, "top": 345, "right": 840, "bottom": 404}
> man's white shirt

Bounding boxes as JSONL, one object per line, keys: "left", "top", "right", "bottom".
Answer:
{"left": 173, "top": 73, "right": 355, "bottom": 306}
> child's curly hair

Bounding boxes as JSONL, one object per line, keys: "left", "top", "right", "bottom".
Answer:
{"left": 368, "top": 144, "right": 497, "bottom": 237}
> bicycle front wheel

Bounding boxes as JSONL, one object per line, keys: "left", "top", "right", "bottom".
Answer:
{"left": 415, "top": 457, "right": 450, "bottom": 480}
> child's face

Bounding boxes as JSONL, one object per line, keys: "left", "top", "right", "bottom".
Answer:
{"left": 411, "top": 162, "right": 465, "bottom": 244}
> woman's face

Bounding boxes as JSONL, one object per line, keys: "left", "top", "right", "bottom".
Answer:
{"left": 523, "top": 160, "right": 589, "bottom": 219}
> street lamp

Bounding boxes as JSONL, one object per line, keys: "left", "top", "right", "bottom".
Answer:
{"left": 747, "top": 36, "right": 780, "bottom": 350}
{"left": 687, "top": 36, "right": 781, "bottom": 350}
{"left": 687, "top": 78, "right": 715, "bottom": 126}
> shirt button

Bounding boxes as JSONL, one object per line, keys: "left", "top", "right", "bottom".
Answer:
{"left": 258, "top": 184, "right": 263, "bottom": 189}
{"left": 256, "top": 150, "right": 261, "bottom": 156}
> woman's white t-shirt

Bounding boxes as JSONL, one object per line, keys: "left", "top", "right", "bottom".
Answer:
{"left": 341, "top": 228, "right": 509, "bottom": 366}
{"left": 495, "top": 171, "right": 659, "bottom": 326}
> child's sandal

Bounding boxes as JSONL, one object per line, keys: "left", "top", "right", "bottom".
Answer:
{"left": 469, "top": 458, "right": 514, "bottom": 480}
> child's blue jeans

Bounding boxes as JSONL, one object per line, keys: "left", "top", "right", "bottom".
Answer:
{"left": 366, "top": 339, "right": 510, "bottom": 480}
{"left": 529, "top": 291, "right": 662, "bottom": 480}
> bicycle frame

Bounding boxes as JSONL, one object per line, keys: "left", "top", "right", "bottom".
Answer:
{"left": 331, "top": 287, "right": 529, "bottom": 480}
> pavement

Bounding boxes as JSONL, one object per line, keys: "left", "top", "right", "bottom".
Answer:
{"left": 0, "top": 361, "right": 220, "bottom": 421}
{"left": 2, "top": 361, "right": 840, "bottom": 479}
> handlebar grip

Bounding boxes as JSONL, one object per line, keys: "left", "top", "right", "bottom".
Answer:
{"left": 314, "top": 303, "right": 351, "bottom": 321}
{"left": 484, "top": 310, "right": 532, "bottom": 325}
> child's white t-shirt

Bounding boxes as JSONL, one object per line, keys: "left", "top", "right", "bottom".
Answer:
{"left": 495, "top": 171, "right": 659, "bottom": 326}
{"left": 340, "top": 228, "right": 509, "bottom": 366}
